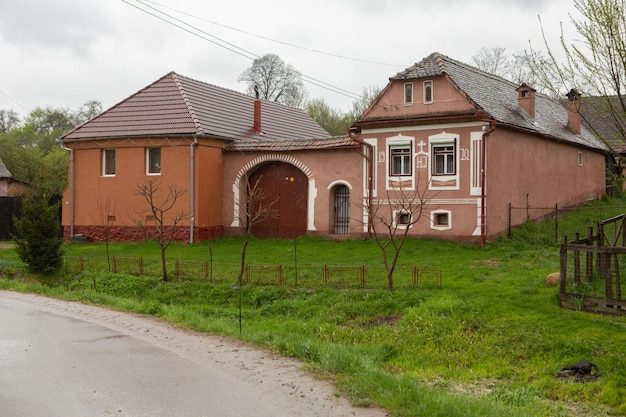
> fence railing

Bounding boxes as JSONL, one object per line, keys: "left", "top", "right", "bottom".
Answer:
{"left": 64, "top": 256, "right": 442, "bottom": 289}
{"left": 559, "top": 214, "right": 626, "bottom": 314}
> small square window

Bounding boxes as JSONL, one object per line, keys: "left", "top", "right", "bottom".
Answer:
{"left": 435, "top": 212, "right": 449, "bottom": 226}
{"left": 397, "top": 212, "right": 411, "bottom": 225}
{"left": 424, "top": 80, "right": 433, "bottom": 104}
{"left": 147, "top": 147, "right": 161, "bottom": 175}
{"left": 404, "top": 83, "right": 413, "bottom": 105}
{"left": 103, "top": 149, "right": 115, "bottom": 176}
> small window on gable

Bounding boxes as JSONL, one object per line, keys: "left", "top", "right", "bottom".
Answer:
{"left": 404, "top": 82, "right": 413, "bottom": 105}
{"left": 424, "top": 80, "right": 433, "bottom": 104}
{"left": 103, "top": 149, "right": 115, "bottom": 176}
{"left": 390, "top": 144, "right": 412, "bottom": 176}
{"left": 147, "top": 147, "right": 161, "bottom": 175}
{"left": 578, "top": 151, "right": 584, "bottom": 167}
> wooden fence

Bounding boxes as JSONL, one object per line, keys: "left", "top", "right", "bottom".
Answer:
{"left": 559, "top": 214, "right": 626, "bottom": 314}
{"left": 64, "top": 256, "right": 442, "bottom": 289}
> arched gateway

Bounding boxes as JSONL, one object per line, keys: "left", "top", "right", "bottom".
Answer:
{"left": 248, "top": 162, "right": 308, "bottom": 238}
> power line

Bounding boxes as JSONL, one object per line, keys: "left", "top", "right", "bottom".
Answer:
{"left": 122, "top": 0, "right": 363, "bottom": 100}
{"left": 143, "top": 0, "right": 406, "bottom": 68}
{"left": 0, "top": 89, "right": 29, "bottom": 113}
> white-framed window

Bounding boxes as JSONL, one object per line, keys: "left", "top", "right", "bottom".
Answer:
{"left": 393, "top": 210, "right": 413, "bottom": 229}
{"left": 390, "top": 144, "right": 412, "bottom": 176}
{"left": 433, "top": 143, "right": 455, "bottom": 175}
{"left": 103, "top": 149, "right": 116, "bottom": 177}
{"left": 578, "top": 151, "right": 584, "bottom": 167}
{"left": 404, "top": 82, "right": 414, "bottom": 105}
{"left": 146, "top": 147, "right": 161, "bottom": 175}
{"left": 431, "top": 210, "right": 452, "bottom": 231}
{"left": 423, "top": 80, "right": 433, "bottom": 104}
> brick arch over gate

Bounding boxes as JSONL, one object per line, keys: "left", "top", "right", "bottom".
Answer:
{"left": 230, "top": 154, "right": 318, "bottom": 236}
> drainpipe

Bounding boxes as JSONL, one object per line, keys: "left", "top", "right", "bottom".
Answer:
{"left": 56, "top": 138, "right": 74, "bottom": 239}
{"left": 480, "top": 122, "right": 496, "bottom": 248}
{"left": 349, "top": 128, "right": 373, "bottom": 238}
{"left": 189, "top": 132, "right": 200, "bottom": 244}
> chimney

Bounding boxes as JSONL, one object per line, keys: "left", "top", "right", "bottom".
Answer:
{"left": 253, "top": 85, "right": 262, "bottom": 133}
{"left": 516, "top": 84, "right": 536, "bottom": 119}
{"left": 566, "top": 88, "right": 581, "bottom": 135}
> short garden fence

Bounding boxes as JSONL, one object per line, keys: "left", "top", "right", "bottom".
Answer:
{"left": 64, "top": 256, "right": 442, "bottom": 289}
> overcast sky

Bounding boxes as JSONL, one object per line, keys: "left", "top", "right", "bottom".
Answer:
{"left": 0, "top": 0, "right": 580, "bottom": 119}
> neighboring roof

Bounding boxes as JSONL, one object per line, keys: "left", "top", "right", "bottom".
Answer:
{"left": 62, "top": 72, "right": 329, "bottom": 142}
{"left": 226, "top": 135, "right": 358, "bottom": 152}
{"left": 0, "top": 157, "right": 12, "bottom": 179}
{"left": 378, "top": 52, "right": 608, "bottom": 152}
{"left": 579, "top": 95, "right": 626, "bottom": 153}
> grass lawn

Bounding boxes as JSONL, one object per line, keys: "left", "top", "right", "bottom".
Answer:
{"left": 2, "top": 200, "right": 626, "bottom": 416}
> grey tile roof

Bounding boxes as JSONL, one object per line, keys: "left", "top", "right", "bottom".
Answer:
{"left": 62, "top": 72, "right": 330, "bottom": 142}
{"left": 388, "top": 52, "right": 608, "bottom": 152}
{"left": 0, "top": 157, "right": 12, "bottom": 179}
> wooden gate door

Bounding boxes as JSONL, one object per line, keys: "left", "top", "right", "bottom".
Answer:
{"left": 333, "top": 185, "right": 350, "bottom": 234}
{"left": 248, "top": 162, "right": 308, "bottom": 238}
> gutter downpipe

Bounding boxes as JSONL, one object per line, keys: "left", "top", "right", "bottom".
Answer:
{"left": 480, "top": 121, "right": 496, "bottom": 248}
{"left": 189, "top": 133, "right": 200, "bottom": 244}
{"left": 349, "top": 128, "right": 373, "bottom": 238}
{"left": 56, "top": 138, "right": 74, "bottom": 239}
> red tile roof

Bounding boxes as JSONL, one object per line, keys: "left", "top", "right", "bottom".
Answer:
{"left": 62, "top": 72, "right": 330, "bottom": 142}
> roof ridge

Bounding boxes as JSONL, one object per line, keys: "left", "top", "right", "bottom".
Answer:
{"left": 170, "top": 72, "right": 202, "bottom": 133}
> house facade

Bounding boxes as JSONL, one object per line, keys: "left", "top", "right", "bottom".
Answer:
{"left": 59, "top": 53, "right": 609, "bottom": 244}
{"left": 352, "top": 53, "right": 608, "bottom": 243}
{"left": 58, "top": 72, "right": 367, "bottom": 242}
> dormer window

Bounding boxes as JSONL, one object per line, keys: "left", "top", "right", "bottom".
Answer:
{"left": 404, "top": 83, "right": 413, "bottom": 105}
{"left": 423, "top": 80, "right": 433, "bottom": 104}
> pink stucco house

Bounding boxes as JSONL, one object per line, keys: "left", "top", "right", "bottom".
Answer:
{"left": 59, "top": 52, "right": 609, "bottom": 244}
{"left": 353, "top": 52, "right": 608, "bottom": 243}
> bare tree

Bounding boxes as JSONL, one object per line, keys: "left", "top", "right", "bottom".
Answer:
{"left": 471, "top": 47, "right": 509, "bottom": 77}
{"left": 532, "top": 0, "right": 626, "bottom": 178}
{"left": 361, "top": 185, "right": 431, "bottom": 290}
{"left": 238, "top": 53, "right": 307, "bottom": 108}
{"left": 131, "top": 180, "right": 187, "bottom": 282}
{"left": 234, "top": 176, "right": 279, "bottom": 333}
{"left": 88, "top": 197, "right": 116, "bottom": 271}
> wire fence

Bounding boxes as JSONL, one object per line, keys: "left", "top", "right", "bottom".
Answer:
{"left": 64, "top": 256, "right": 442, "bottom": 290}
{"left": 507, "top": 202, "right": 626, "bottom": 243}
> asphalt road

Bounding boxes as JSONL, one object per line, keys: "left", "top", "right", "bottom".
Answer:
{"left": 0, "top": 291, "right": 388, "bottom": 417}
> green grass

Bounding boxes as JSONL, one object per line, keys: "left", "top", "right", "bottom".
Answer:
{"left": 2, "top": 201, "right": 626, "bottom": 416}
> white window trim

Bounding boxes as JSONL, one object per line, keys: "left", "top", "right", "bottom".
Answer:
{"left": 428, "top": 132, "right": 460, "bottom": 191}
{"left": 146, "top": 147, "right": 161, "bottom": 176}
{"left": 386, "top": 135, "right": 415, "bottom": 191}
{"left": 404, "top": 82, "right": 414, "bottom": 106}
{"left": 430, "top": 209, "right": 452, "bottom": 231}
{"left": 578, "top": 151, "right": 584, "bottom": 167}
{"left": 423, "top": 80, "right": 433, "bottom": 104}
{"left": 102, "top": 148, "right": 115, "bottom": 177}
